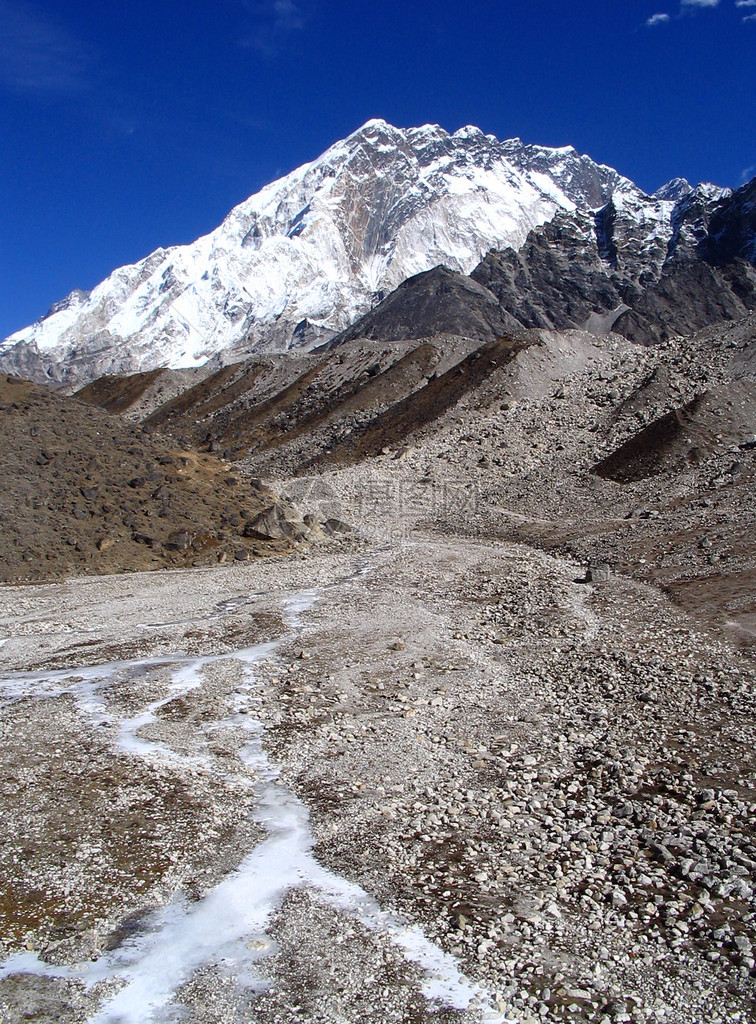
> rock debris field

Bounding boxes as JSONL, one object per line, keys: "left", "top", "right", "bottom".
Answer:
{"left": 1, "top": 314, "right": 755, "bottom": 1024}
{"left": 0, "top": 529, "right": 754, "bottom": 1024}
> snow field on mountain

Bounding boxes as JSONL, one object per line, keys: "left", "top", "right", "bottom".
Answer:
{"left": 3, "top": 119, "right": 674, "bottom": 378}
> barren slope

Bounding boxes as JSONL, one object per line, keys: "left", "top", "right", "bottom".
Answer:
{"left": 0, "top": 375, "right": 321, "bottom": 582}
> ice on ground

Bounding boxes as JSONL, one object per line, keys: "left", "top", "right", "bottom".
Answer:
{"left": 0, "top": 585, "right": 513, "bottom": 1024}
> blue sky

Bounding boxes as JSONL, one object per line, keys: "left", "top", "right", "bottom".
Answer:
{"left": 1, "top": 0, "right": 754, "bottom": 339}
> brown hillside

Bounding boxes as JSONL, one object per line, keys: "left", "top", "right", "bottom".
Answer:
{"left": 0, "top": 375, "right": 310, "bottom": 583}
{"left": 76, "top": 368, "right": 168, "bottom": 414}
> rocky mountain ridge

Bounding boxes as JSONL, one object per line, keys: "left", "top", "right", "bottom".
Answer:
{"left": 328, "top": 176, "right": 756, "bottom": 349}
{"left": 470, "top": 177, "right": 756, "bottom": 345}
{"left": 0, "top": 119, "right": 736, "bottom": 387}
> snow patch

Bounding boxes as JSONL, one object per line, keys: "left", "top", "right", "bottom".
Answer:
{"left": 0, "top": 586, "right": 512, "bottom": 1023}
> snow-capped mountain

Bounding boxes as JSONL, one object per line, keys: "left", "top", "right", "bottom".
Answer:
{"left": 0, "top": 120, "right": 721, "bottom": 385}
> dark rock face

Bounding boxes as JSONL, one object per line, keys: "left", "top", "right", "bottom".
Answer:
{"left": 471, "top": 213, "right": 626, "bottom": 331}
{"left": 613, "top": 258, "right": 756, "bottom": 345}
{"left": 470, "top": 179, "right": 756, "bottom": 345}
{"left": 699, "top": 179, "right": 756, "bottom": 266}
{"left": 337, "top": 178, "right": 754, "bottom": 351}
{"left": 329, "top": 266, "right": 525, "bottom": 347}
{"left": 391, "top": 177, "right": 756, "bottom": 351}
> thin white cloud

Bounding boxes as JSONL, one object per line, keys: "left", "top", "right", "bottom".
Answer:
{"left": 0, "top": 0, "right": 93, "bottom": 96}
{"left": 735, "top": 1, "right": 756, "bottom": 6}
{"left": 643, "top": 1, "right": 722, "bottom": 28}
{"left": 741, "top": 165, "right": 756, "bottom": 183}
{"left": 240, "top": 0, "right": 311, "bottom": 58}
{"left": 743, "top": 12, "right": 756, "bottom": 19}
{"left": 273, "top": 0, "right": 305, "bottom": 30}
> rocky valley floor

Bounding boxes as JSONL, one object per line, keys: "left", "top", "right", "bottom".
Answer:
{"left": 2, "top": 313, "right": 756, "bottom": 1023}
{"left": 0, "top": 525, "right": 754, "bottom": 1024}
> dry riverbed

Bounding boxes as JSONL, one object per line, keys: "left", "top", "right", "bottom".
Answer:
{"left": 0, "top": 535, "right": 754, "bottom": 1024}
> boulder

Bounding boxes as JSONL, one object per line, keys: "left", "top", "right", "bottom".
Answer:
{"left": 322, "top": 518, "right": 353, "bottom": 537}
{"left": 587, "top": 563, "right": 610, "bottom": 583}
{"left": 165, "top": 530, "right": 194, "bottom": 551}
{"left": 242, "top": 504, "right": 306, "bottom": 542}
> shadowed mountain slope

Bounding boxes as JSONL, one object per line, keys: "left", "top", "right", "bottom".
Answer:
{"left": 471, "top": 180, "right": 756, "bottom": 345}
{"left": 593, "top": 380, "right": 756, "bottom": 483}
{"left": 306, "top": 334, "right": 533, "bottom": 470}
{"left": 136, "top": 338, "right": 487, "bottom": 473}
{"left": 327, "top": 266, "right": 525, "bottom": 348}
{"left": 76, "top": 368, "right": 168, "bottom": 414}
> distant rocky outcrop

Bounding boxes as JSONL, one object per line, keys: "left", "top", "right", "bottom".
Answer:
{"left": 327, "top": 266, "right": 525, "bottom": 347}
{"left": 471, "top": 211, "right": 628, "bottom": 333}
{"left": 471, "top": 179, "right": 756, "bottom": 346}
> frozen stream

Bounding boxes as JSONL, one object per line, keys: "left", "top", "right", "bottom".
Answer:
{"left": 0, "top": 585, "right": 512, "bottom": 1023}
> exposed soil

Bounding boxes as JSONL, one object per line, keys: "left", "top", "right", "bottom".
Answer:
{"left": 306, "top": 334, "right": 532, "bottom": 470}
{"left": 75, "top": 368, "right": 168, "bottom": 415}
{"left": 0, "top": 375, "right": 312, "bottom": 582}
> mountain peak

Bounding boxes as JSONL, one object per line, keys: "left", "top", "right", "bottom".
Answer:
{"left": 0, "top": 122, "right": 728, "bottom": 386}
{"left": 349, "top": 117, "right": 396, "bottom": 138}
{"left": 653, "top": 177, "right": 692, "bottom": 201}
